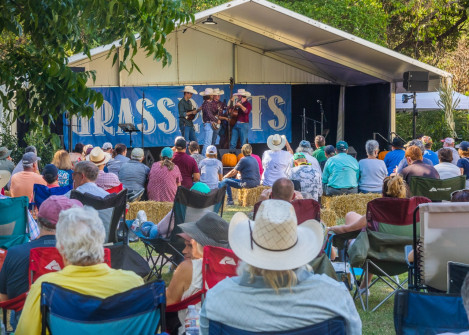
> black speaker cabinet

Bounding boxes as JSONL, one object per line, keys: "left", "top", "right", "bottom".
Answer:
{"left": 403, "top": 71, "right": 429, "bottom": 91}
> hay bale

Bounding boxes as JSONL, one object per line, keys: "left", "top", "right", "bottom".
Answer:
{"left": 127, "top": 201, "right": 173, "bottom": 223}
{"left": 237, "top": 186, "right": 270, "bottom": 207}
{"left": 327, "top": 193, "right": 382, "bottom": 219}
{"left": 321, "top": 196, "right": 333, "bottom": 209}
{"left": 320, "top": 208, "right": 338, "bottom": 227}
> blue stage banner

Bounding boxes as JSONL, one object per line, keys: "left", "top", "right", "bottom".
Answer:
{"left": 63, "top": 84, "right": 291, "bottom": 149}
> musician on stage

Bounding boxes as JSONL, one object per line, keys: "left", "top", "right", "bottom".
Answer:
{"left": 230, "top": 89, "right": 252, "bottom": 150}
{"left": 213, "top": 88, "right": 229, "bottom": 146}
{"left": 200, "top": 88, "right": 219, "bottom": 155}
{"left": 178, "top": 86, "right": 199, "bottom": 142}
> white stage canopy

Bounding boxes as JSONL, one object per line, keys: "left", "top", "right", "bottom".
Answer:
{"left": 396, "top": 92, "right": 469, "bottom": 111}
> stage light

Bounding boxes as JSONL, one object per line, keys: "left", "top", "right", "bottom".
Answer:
{"left": 402, "top": 94, "right": 414, "bottom": 104}
{"left": 202, "top": 15, "right": 217, "bottom": 25}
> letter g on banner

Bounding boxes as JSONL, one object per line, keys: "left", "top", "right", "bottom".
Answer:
{"left": 267, "top": 95, "right": 287, "bottom": 131}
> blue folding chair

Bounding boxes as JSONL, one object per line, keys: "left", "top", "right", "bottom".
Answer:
{"left": 208, "top": 317, "right": 346, "bottom": 335}
{"left": 0, "top": 196, "right": 29, "bottom": 249}
{"left": 33, "top": 184, "right": 73, "bottom": 209}
{"left": 394, "top": 289, "right": 469, "bottom": 335}
{"left": 40, "top": 281, "right": 166, "bottom": 335}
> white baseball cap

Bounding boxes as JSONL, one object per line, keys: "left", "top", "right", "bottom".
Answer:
{"left": 207, "top": 145, "right": 217, "bottom": 155}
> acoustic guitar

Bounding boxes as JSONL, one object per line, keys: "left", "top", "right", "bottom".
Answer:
{"left": 185, "top": 106, "right": 202, "bottom": 121}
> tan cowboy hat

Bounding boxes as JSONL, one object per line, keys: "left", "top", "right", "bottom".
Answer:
{"left": 199, "top": 88, "right": 214, "bottom": 96}
{"left": 233, "top": 89, "right": 251, "bottom": 97}
{"left": 182, "top": 86, "right": 198, "bottom": 95}
{"left": 213, "top": 88, "right": 225, "bottom": 96}
{"left": 0, "top": 170, "right": 11, "bottom": 190}
{"left": 267, "top": 134, "right": 286, "bottom": 151}
{"left": 89, "top": 147, "right": 111, "bottom": 166}
{"left": 229, "top": 200, "right": 323, "bottom": 271}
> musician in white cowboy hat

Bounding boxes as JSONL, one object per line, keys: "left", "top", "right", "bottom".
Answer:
{"left": 212, "top": 88, "right": 229, "bottom": 146}
{"left": 200, "top": 200, "right": 361, "bottom": 334}
{"left": 178, "top": 86, "right": 200, "bottom": 141}
{"left": 261, "top": 134, "right": 294, "bottom": 187}
{"left": 89, "top": 147, "right": 120, "bottom": 191}
{"left": 229, "top": 89, "right": 252, "bottom": 150}
{"left": 200, "top": 88, "right": 219, "bottom": 156}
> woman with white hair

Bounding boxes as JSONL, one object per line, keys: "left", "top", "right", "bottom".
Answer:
{"left": 358, "top": 140, "right": 388, "bottom": 193}
{"left": 16, "top": 207, "right": 144, "bottom": 335}
{"left": 200, "top": 200, "right": 361, "bottom": 335}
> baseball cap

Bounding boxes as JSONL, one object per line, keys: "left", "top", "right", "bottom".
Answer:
{"left": 102, "top": 142, "right": 113, "bottom": 150}
{"left": 441, "top": 137, "right": 455, "bottom": 144}
{"left": 190, "top": 182, "right": 211, "bottom": 194}
{"left": 161, "top": 147, "right": 174, "bottom": 159}
{"left": 459, "top": 141, "right": 469, "bottom": 151}
{"left": 38, "top": 196, "right": 83, "bottom": 227}
{"left": 42, "top": 164, "right": 58, "bottom": 178}
{"left": 131, "top": 148, "right": 144, "bottom": 160}
{"left": 324, "top": 145, "right": 336, "bottom": 156}
{"left": 336, "top": 141, "right": 349, "bottom": 151}
{"left": 175, "top": 137, "right": 187, "bottom": 149}
{"left": 299, "top": 140, "right": 312, "bottom": 148}
{"left": 206, "top": 145, "right": 217, "bottom": 155}
{"left": 293, "top": 152, "right": 306, "bottom": 160}
{"left": 22, "top": 152, "right": 41, "bottom": 165}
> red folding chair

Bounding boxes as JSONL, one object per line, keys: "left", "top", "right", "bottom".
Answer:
{"left": 166, "top": 246, "right": 239, "bottom": 313}
{"left": 106, "top": 184, "right": 123, "bottom": 194}
{"left": 253, "top": 199, "right": 321, "bottom": 224}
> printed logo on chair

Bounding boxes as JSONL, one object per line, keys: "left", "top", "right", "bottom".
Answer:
{"left": 219, "top": 257, "right": 236, "bottom": 266}
{"left": 429, "top": 187, "right": 437, "bottom": 192}
{"left": 44, "top": 260, "right": 61, "bottom": 271}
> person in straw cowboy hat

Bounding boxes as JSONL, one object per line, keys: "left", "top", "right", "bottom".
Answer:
{"left": 200, "top": 200, "right": 361, "bottom": 334}
{"left": 230, "top": 89, "right": 252, "bottom": 150}
{"left": 89, "top": 147, "right": 120, "bottom": 191}
{"left": 200, "top": 88, "right": 219, "bottom": 156}
{"left": 261, "top": 134, "right": 294, "bottom": 187}
{"left": 178, "top": 85, "right": 201, "bottom": 141}
{"left": 212, "top": 88, "right": 229, "bottom": 146}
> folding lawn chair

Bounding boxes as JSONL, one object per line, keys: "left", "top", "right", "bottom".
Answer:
{"left": 410, "top": 202, "right": 469, "bottom": 292}
{"left": 409, "top": 175, "right": 466, "bottom": 202}
{"left": 33, "top": 184, "right": 73, "bottom": 209}
{"left": 208, "top": 316, "right": 346, "bottom": 335}
{"left": 253, "top": 199, "right": 321, "bottom": 224}
{"left": 0, "top": 196, "right": 30, "bottom": 249}
{"left": 448, "top": 261, "right": 469, "bottom": 294}
{"left": 140, "top": 186, "right": 226, "bottom": 278}
{"left": 106, "top": 183, "right": 124, "bottom": 194}
{"left": 394, "top": 289, "right": 469, "bottom": 335}
{"left": 40, "top": 280, "right": 166, "bottom": 335}
{"left": 70, "top": 189, "right": 127, "bottom": 243}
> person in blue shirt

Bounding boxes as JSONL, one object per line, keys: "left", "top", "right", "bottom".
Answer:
{"left": 322, "top": 141, "right": 359, "bottom": 196}
{"left": 384, "top": 138, "right": 405, "bottom": 175}
{"left": 457, "top": 141, "right": 469, "bottom": 188}
{"left": 422, "top": 136, "right": 439, "bottom": 166}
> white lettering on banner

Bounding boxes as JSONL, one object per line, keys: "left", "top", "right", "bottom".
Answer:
{"left": 156, "top": 98, "right": 177, "bottom": 134}
{"left": 117, "top": 98, "right": 134, "bottom": 134}
{"left": 189, "top": 98, "right": 201, "bottom": 133}
{"left": 267, "top": 95, "right": 287, "bottom": 131}
{"left": 94, "top": 100, "right": 115, "bottom": 136}
{"left": 136, "top": 98, "right": 157, "bottom": 134}
{"left": 72, "top": 115, "right": 91, "bottom": 136}
{"left": 250, "top": 95, "right": 266, "bottom": 131}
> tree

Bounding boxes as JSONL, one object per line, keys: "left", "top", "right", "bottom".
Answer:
{"left": 0, "top": 0, "right": 192, "bottom": 132}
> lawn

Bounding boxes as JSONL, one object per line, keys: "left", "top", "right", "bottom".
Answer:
{"left": 130, "top": 204, "right": 398, "bottom": 334}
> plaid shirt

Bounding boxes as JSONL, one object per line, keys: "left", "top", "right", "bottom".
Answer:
{"left": 202, "top": 100, "right": 218, "bottom": 123}
{"left": 95, "top": 170, "right": 121, "bottom": 190}
{"left": 0, "top": 195, "right": 39, "bottom": 240}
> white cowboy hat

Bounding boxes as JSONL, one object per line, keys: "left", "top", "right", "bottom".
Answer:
{"left": 0, "top": 170, "right": 11, "bottom": 190}
{"left": 182, "top": 86, "right": 198, "bottom": 95}
{"left": 199, "top": 88, "right": 214, "bottom": 96}
{"left": 229, "top": 200, "right": 323, "bottom": 271}
{"left": 233, "top": 89, "right": 251, "bottom": 97}
{"left": 267, "top": 134, "right": 286, "bottom": 151}
{"left": 89, "top": 147, "right": 111, "bottom": 166}
{"left": 213, "top": 88, "right": 225, "bottom": 96}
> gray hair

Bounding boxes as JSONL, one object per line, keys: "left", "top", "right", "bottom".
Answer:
{"left": 407, "top": 139, "right": 425, "bottom": 153}
{"left": 56, "top": 207, "right": 105, "bottom": 266}
{"left": 296, "top": 145, "right": 313, "bottom": 156}
{"left": 74, "top": 161, "right": 99, "bottom": 181}
{"left": 365, "top": 140, "right": 380, "bottom": 156}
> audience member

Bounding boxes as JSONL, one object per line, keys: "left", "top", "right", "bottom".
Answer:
{"left": 457, "top": 141, "right": 469, "bottom": 188}
{"left": 189, "top": 141, "right": 205, "bottom": 167}
{"left": 119, "top": 148, "right": 150, "bottom": 194}
{"left": 10, "top": 152, "right": 46, "bottom": 201}
{"left": 358, "top": 140, "right": 387, "bottom": 193}
{"left": 42, "top": 164, "right": 59, "bottom": 188}
{"left": 10, "top": 145, "right": 36, "bottom": 178}
{"left": 0, "top": 196, "right": 82, "bottom": 329}
{"left": 322, "top": 141, "right": 359, "bottom": 196}
{"left": 324, "top": 145, "right": 335, "bottom": 159}
{"left": 440, "top": 137, "right": 460, "bottom": 165}
{"left": 261, "top": 134, "right": 293, "bottom": 186}
{"left": 52, "top": 149, "right": 74, "bottom": 187}
{"left": 250, "top": 153, "right": 263, "bottom": 176}
{"left": 106, "top": 143, "right": 129, "bottom": 175}
{"left": 292, "top": 140, "right": 321, "bottom": 171}
{"left": 83, "top": 144, "right": 93, "bottom": 160}
{"left": 258, "top": 178, "right": 303, "bottom": 202}
{"left": 312, "top": 135, "right": 327, "bottom": 163}
{"left": 434, "top": 148, "right": 462, "bottom": 179}
{"left": 396, "top": 140, "right": 434, "bottom": 174}
{"left": 0, "top": 147, "right": 15, "bottom": 174}
{"left": 69, "top": 143, "right": 84, "bottom": 166}
{"left": 90, "top": 147, "right": 121, "bottom": 191}
{"left": 102, "top": 142, "right": 113, "bottom": 155}
{"left": 67, "top": 161, "right": 109, "bottom": 198}
{"left": 384, "top": 138, "right": 405, "bottom": 176}
{"left": 287, "top": 152, "right": 322, "bottom": 201}
{"left": 166, "top": 212, "right": 229, "bottom": 335}
{"left": 200, "top": 200, "right": 361, "bottom": 335}
{"left": 16, "top": 206, "right": 144, "bottom": 334}
{"left": 199, "top": 145, "right": 223, "bottom": 190}
{"left": 400, "top": 145, "right": 440, "bottom": 184}
{"left": 172, "top": 137, "right": 200, "bottom": 189}
{"left": 220, "top": 144, "right": 260, "bottom": 206}
{"left": 0, "top": 170, "right": 10, "bottom": 195}
{"left": 147, "top": 147, "right": 182, "bottom": 202}
{"left": 451, "top": 189, "right": 469, "bottom": 202}
{"left": 422, "top": 136, "right": 439, "bottom": 166}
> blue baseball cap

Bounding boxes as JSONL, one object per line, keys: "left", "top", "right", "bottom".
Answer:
{"left": 161, "top": 147, "right": 173, "bottom": 159}
{"left": 459, "top": 141, "right": 469, "bottom": 151}
{"left": 299, "top": 140, "right": 312, "bottom": 148}
{"left": 336, "top": 141, "right": 349, "bottom": 151}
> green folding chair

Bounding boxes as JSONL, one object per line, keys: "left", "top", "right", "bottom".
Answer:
{"left": 0, "top": 196, "right": 30, "bottom": 249}
{"left": 409, "top": 176, "right": 466, "bottom": 202}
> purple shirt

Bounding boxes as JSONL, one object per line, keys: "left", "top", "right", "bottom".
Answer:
{"left": 172, "top": 152, "right": 199, "bottom": 189}
{"left": 202, "top": 100, "right": 218, "bottom": 123}
{"left": 236, "top": 100, "right": 252, "bottom": 123}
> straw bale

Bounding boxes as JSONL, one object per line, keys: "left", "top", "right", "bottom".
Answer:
{"left": 321, "top": 196, "right": 333, "bottom": 209}
{"left": 320, "top": 209, "right": 338, "bottom": 227}
{"left": 127, "top": 201, "right": 173, "bottom": 223}
{"left": 327, "top": 193, "right": 381, "bottom": 219}
{"left": 237, "top": 186, "right": 270, "bottom": 207}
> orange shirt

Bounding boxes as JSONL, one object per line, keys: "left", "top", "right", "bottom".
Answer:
{"left": 10, "top": 171, "right": 47, "bottom": 201}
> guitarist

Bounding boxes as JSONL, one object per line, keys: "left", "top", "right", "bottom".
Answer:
{"left": 200, "top": 88, "right": 218, "bottom": 155}
{"left": 230, "top": 89, "right": 252, "bottom": 150}
{"left": 212, "top": 88, "right": 228, "bottom": 146}
{"left": 178, "top": 86, "right": 199, "bottom": 142}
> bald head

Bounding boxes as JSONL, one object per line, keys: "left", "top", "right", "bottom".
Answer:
{"left": 271, "top": 178, "right": 294, "bottom": 202}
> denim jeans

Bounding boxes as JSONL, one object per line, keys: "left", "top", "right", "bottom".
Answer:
{"left": 219, "top": 178, "right": 244, "bottom": 202}
{"left": 184, "top": 125, "right": 197, "bottom": 143}
{"left": 211, "top": 127, "right": 219, "bottom": 145}
{"left": 230, "top": 122, "right": 249, "bottom": 149}
{"left": 324, "top": 184, "right": 358, "bottom": 196}
{"left": 202, "top": 123, "right": 214, "bottom": 155}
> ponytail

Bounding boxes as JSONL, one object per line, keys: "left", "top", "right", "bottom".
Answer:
{"left": 160, "top": 156, "right": 175, "bottom": 171}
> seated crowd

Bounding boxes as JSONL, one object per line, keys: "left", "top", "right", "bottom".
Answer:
{"left": 0, "top": 132, "right": 468, "bottom": 334}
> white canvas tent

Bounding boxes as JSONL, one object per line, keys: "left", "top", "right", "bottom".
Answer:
{"left": 396, "top": 92, "right": 469, "bottom": 111}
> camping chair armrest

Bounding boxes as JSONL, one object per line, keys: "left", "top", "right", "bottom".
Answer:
{"left": 331, "top": 230, "right": 361, "bottom": 250}
{"left": 166, "top": 291, "right": 203, "bottom": 312}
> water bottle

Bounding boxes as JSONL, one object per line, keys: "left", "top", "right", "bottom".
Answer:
{"left": 185, "top": 305, "right": 200, "bottom": 335}
{"left": 136, "top": 210, "right": 147, "bottom": 222}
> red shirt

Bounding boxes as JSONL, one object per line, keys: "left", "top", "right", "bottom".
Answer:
{"left": 172, "top": 152, "right": 199, "bottom": 189}
{"left": 147, "top": 162, "right": 182, "bottom": 202}
{"left": 236, "top": 100, "right": 252, "bottom": 123}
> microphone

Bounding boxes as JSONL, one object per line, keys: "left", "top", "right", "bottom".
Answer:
{"left": 317, "top": 100, "right": 322, "bottom": 104}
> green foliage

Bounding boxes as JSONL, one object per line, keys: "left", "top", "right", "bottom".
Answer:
{"left": 437, "top": 81, "right": 459, "bottom": 137}
{"left": 0, "top": 118, "right": 23, "bottom": 164}
{"left": 24, "top": 132, "right": 61, "bottom": 168}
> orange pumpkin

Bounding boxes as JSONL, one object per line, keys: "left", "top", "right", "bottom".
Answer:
{"left": 222, "top": 153, "right": 237, "bottom": 167}
{"left": 237, "top": 153, "right": 244, "bottom": 162}
{"left": 378, "top": 150, "right": 389, "bottom": 160}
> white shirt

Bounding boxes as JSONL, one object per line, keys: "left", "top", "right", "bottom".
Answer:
{"left": 434, "top": 162, "right": 462, "bottom": 180}
{"left": 261, "top": 150, "right": 293, "bottom": 187}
